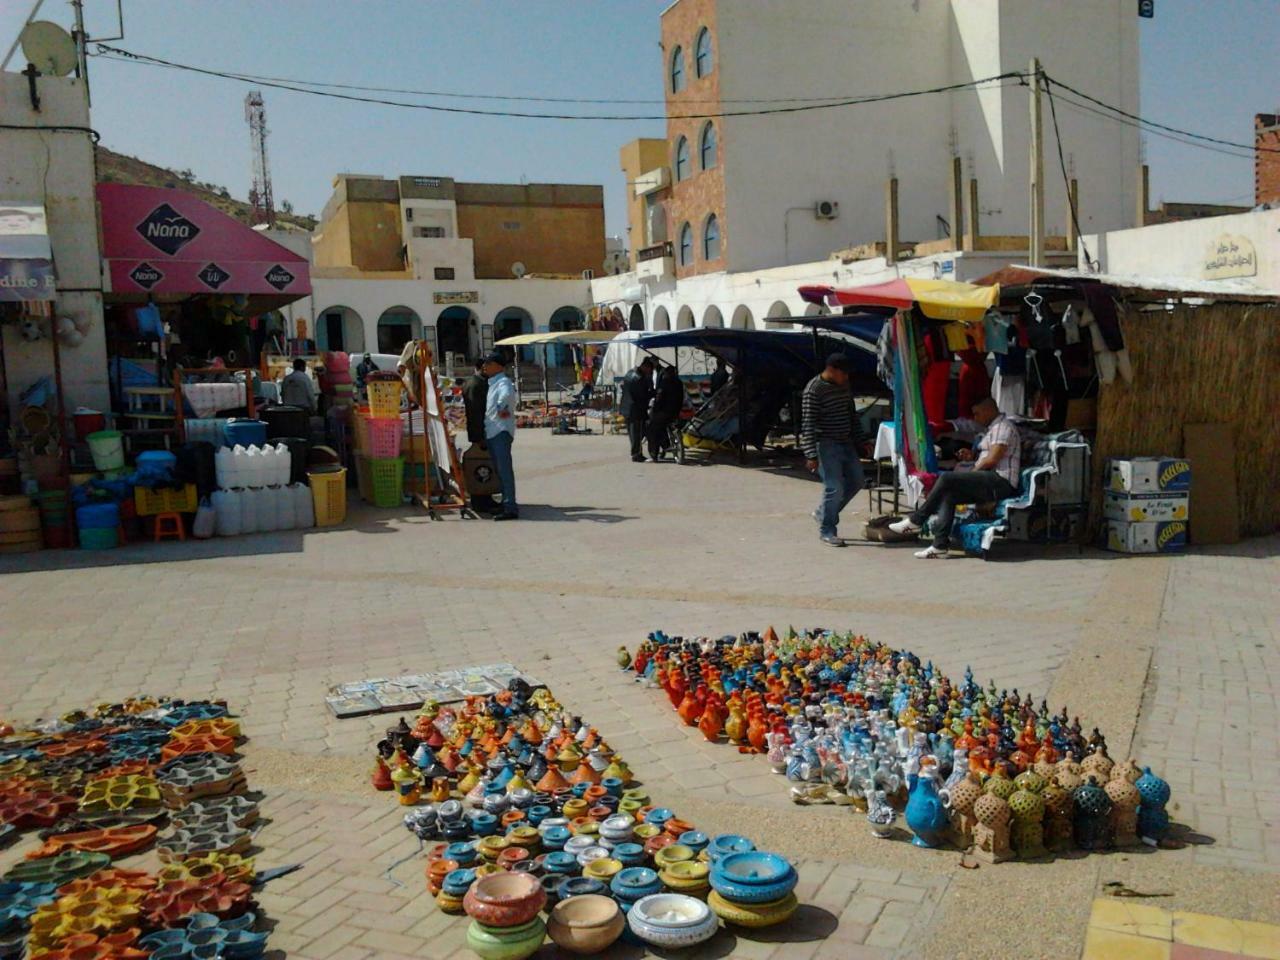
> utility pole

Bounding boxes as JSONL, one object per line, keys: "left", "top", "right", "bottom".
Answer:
{"left": 1029, "top": 57, "right": 1045, "bottom": 267}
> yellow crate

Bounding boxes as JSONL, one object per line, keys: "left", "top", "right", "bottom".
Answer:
{"left": 134, "top": 484, "right": 198, "bottom": 516}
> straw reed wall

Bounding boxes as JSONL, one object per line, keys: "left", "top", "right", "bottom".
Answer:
{"left": 1094, "top": 302, "right": 1280, "bottom": 537}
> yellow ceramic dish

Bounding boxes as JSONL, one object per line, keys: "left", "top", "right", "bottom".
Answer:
{"left": 582, "top": 858, "right": 623, "bottom": 881}
{"left": 707, "top": 891, "right": 799, "bottom": 929}
{"left": 653, "top": 844, "right": 695, "bottom": 870}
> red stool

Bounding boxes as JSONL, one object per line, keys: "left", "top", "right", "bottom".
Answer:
{"left": 153, "top": 512, "right": 185, "bottom": 542}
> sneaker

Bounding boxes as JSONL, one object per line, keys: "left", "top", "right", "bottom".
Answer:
{"left": 913, "top": 545, "right": 950, "bottom": 559}
{"left": 820, "top": 534, "right": 845, "bottom": 547}
{"left": 889, "top": 517, "right": 922, "bottom": 535}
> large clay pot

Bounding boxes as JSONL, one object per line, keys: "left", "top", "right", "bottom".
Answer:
{"left": 465, "top": 917, "right": 546, "bottom": 960}
{"left": 463, "top": 871, "right": 546, "bottom": 928}
{"left": 547, "top": 894, "right": 625, "bottom": 955}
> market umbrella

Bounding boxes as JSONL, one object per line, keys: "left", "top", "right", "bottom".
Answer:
{"left": 798, "top": 277, "right": 999, "bottom": 323}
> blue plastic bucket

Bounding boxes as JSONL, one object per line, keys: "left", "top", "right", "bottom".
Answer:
{"left": 75, "top": 502, "right": 120, "bottom": 530}
{"left": 224, "top": 418, "right": 267, "bottom": 448}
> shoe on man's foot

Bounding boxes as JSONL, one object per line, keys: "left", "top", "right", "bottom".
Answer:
{"left": 631, "top": 456, "right": 645, "bottom": 462}
{"left": 889, "top": 517, "right": 922, "bottom": 535}
{"left": 820, "top": 534, "right": 845, "bottom": 547}
{"left": 914, "top": 545, "right": 950, "bottom": 559}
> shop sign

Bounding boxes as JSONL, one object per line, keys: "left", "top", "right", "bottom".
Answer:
{"left": 263, "top": 264, "right": 296, "bottom": 291}
{"left": 128, "top": 262, "right": 164, "bottom": 290}
{"left": 434, "top": 291, "right": 479, "bottom": 304}
{"left": 1203, "top": 234, "right": 1256, "bottom": 280}
{"left": 135, "top": 203, "right": 201, "bottom": 256}
{"left": 197, "top": 262, "right": 231, "bottom": 290}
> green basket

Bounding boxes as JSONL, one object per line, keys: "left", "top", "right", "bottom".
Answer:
{"left": 369, "top": 457, "right": 404, "bottom": 508}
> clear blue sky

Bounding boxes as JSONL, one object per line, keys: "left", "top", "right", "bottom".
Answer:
{"left": 4, "top": 0, "right": 1276, "bottom": 238}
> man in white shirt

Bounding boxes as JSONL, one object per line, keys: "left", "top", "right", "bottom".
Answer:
{"left": 481, "top": 351, "right": 519, "bottom": 521}
{"left": 889, "top": 397, "right": 1020, "bottom": 558}
{"left": 279, "top": 358, "right": 317, "bottom": 412}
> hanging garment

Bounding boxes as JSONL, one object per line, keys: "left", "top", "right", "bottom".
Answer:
{"left": 922, "top": 329, "right": 952, "bottom": 425}
{"left": 876, "top": 319, "right": 895, "bottom": 388}
{"left": 992, "top": 369, "right": 1026, "bottom": 417}
{"left": 956, "top": 348, "right": 991, "bottom": 419}
{"left": 1061, "top": 305, "right": 1082, "bottom": 345}
{"left": 982, "top": 311, "right": 1010, "bottom": 354}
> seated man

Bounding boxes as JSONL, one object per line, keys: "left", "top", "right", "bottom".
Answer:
{"left": 889, "top": 396, "right": 1020, "bottom": 558}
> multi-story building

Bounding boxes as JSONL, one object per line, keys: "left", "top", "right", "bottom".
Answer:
{"left": 1258, "top": 113, "right": 1280, "bottom": 207}
{"left": 304, "top": 174, "right": 602, "bottom": 367}
{"left": 597, "top": 0, "right": 1142, "bottom": 330}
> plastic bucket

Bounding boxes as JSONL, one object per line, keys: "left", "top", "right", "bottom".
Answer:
{"left": 224, "top": 418, "right": 268, "bottom": 448}
{"left": 307, "top": 466, "right": 347, "bottom": 527}
{"left": 79, "top": 526, "right": 119, "bottom": 550}
{"left": 76, "top": 502, "right": 120, "bottom": 530}
{"left": 261, "top": 404, "right": 310, "bottom": 440}
{"left": 87, "top": 430, "right": 125, "bottom": 471}
{"left": 74, "top": 409, "right": 106, "bottom": 441}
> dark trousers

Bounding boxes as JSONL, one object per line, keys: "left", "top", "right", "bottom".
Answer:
{"left": 627, "top": 416, "right": 648, "bottom": 459}
{"left": 646, "top": 413, "right": 676, "bottom": 459}
{"left": 909, "top": 470, "right": 1016, "bottom": 548}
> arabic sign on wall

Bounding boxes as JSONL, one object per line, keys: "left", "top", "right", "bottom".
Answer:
{"left": 1203, "top": 234, "right": 1257, "bottom": 280}
{"left": 0, "top": 203, "right": 56, "bottom": 302}
{"left": 433, "top": 291, "right": 479, "bottom": 304}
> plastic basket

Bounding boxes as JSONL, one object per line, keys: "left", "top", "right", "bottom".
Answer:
{"left": 366, "top": 417, "right": 402, "bottom": 458}
{"left": 369, "top": 457, "right": 404, "bottom": 508}
{"left": 366, "top": 377, "right": 403, "bottom": 419}
{"left": 308, "top": 467, "right": 347, "bottom": 526}
{"left": 79, "top": 526, "right": 119, "bottom": 550}
{"left": 353, "top": 407, "right": 371, "bottom": 454}
{"left": 134, "top": 484, "right": 198, "bottom": 517}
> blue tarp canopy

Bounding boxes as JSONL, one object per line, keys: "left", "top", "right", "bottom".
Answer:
{"left": 626, "top": 327, "right": 882, "bottom": 389}
{"left": 771, "top": 311, "right": 889, "bottom": 345}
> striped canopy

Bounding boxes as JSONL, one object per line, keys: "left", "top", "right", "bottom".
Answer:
{"left": 798, "top": 277, "right": 999, "bottom": 323}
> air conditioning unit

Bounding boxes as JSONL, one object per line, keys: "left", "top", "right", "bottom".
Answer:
{"left": 815, "top": 200, "right": 839, "bottom": 220}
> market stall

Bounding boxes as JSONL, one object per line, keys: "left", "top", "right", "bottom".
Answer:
{"left": 494, "top": 330, "right": 619, "bottom": 433}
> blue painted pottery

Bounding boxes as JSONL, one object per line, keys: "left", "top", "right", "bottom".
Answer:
{"left": 677, "top": 831, "right": 708, "bottom": 854}
{"left": 707, "top": 834, "right": 755, "bottom": 862}
{"left": 612, "top": 842, "right": 645, "bottom": 866}
{"left": 470, "top": 812, "right": 498, "bottom": 837}
{"left": 611, "top": 867, "right": 661, "bottom": 903}
{"left": 558, "top": 876, "right": 606, "bottom": 901}
{"left": 442, "top": 867, "right": 477, "bottom": 898}
{"left": 600, "top": 777, "right": 625, "bottom": 797}
{"left": 541, "top": 825, "right": 570, "bottom": 850}
{"left": 643, "top": 808, "right": 673, "bottom": 829}
{"left": 445, "top": 841, "right": 478, "bottom": 865}
{"left": 542, "top": 851, "right": 578, "bottom": 875}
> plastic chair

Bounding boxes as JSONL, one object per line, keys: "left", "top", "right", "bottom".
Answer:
{"left": 153, "top": 512, "right": 185, "bottom": 542}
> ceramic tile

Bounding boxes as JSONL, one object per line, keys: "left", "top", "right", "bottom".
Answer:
{"left": 1090, "top": 899, "right": 1175, "bottom": 941}
{"left": 1082, "top": 927, "right": 1173, "bottom": 960}
{"left": 1170, "top": 944, "right": 1252, "bottom": 960}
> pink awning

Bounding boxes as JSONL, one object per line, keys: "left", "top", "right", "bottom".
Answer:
{"left": 97, "top": 184, "right": 310, "bottom": 302}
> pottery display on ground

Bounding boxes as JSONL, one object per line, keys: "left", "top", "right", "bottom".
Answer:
{"left": 546, "top": 894, "right": 626, "bottom": 955}
{"left": 627, "top": 893, "right": 719, "bottom": 949}
{"left": 463, "top": 872, "right": 545, "bottom": 928}
{"left": 465, "top": 916, "right": 546, "bottom": 960}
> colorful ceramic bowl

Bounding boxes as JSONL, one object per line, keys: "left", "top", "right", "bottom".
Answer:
{"left": 627, "top": 893, "right": 719, "bottom": 949}
{"left": 707, "top": 889, "right": 799, "bottom": 928}
{"left": 557, "top": 877, "right": 607, "bottom": 901}
{"left": 582, "top": 857, "right": 623, "bottom": 882}
{"left": 707, "top": 834, "right": 755, "bottom": 862}
{"left": 465, "top": 916, "right": 546, "bottom": 960}
{"left": 611, "top": 867, "right": 661, "bottom": 903}
{"left": 547, "top": 894, "right": 625, "bottom": 955}
{"left": 654, "top": 844, "right": 695, "bottom": 870}
{"left": 463, "top": 871, "right": 546, "bottom": 928}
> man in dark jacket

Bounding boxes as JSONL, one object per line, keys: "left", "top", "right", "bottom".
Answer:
{"left": 461, "top": 359, "right": 495, "bottom": 512}
{"left": 646, "top": 365, "right": 685, "bottom": 461}
{"left": 619, "top": 358, "right": 655, "bottom": 462}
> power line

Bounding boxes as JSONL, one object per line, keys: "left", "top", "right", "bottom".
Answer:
{"left": 93, "top": 44, "right": 1024, "bottom": 121}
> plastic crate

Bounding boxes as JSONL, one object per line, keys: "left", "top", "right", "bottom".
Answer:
{"left": 366, "top": 376, "right": 403, "bottom": 419}
{"left": 366, "top": 417, "right": 402, "bottom": 458}
{"left": 134, "top": 484, "right": 198, "bottom": 516}
{"left": 369, "top": 457, "right": 404, "bottom": 508}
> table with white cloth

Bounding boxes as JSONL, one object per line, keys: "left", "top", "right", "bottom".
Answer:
{"left": 872, "top": 420, "right": 925, "bottom": 511}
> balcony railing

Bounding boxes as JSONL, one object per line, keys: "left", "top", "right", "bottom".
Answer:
{"left": 638, "top": 241, "right": 673, "bottom": 263}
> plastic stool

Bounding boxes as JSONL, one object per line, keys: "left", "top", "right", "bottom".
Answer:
{"left": 153, "top": 512, "right": 185, "bottom": 542}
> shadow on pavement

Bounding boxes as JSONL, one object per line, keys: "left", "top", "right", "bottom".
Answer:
{"left": 514, "top": 505, "right": 635, "bottom": 524}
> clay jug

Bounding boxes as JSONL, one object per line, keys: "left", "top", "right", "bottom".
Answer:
{"left": 724, "top": 702, "right": 747, "bottom": 744}
{"left": 904, "top": 766, "right": 950, "bottom": 848}
{"left": 698, "top": 699, "right": 724, "bottom": 743}
{"left": 676, "top": 689, "right": 702, "bottom": 726}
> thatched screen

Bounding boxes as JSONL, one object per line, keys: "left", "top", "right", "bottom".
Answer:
{"left": 1094, "top": 302, "right": 1280, "bottom": 536}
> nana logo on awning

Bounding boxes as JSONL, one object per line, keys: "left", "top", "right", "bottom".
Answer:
{"left": 198, "top": 263, "right": 231, "bottom": 290}
{"left": 129, "top": 262, "right": 164, "bottom": 290}
{"left": 135, "top": 204, "right": 201, "bottom": 256}
{"left": 263, "top": 264, "right": 295, "bottom": 291}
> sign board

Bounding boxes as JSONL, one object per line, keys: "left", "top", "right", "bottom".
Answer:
{"left": 0, "top": 202, "right": 56, "bottom": 301}
{"left": 434, "top": 291, "right": 479, "bottom": 304}
{"left": 1138, "top": 0, "right": 1154, "bottom": 18}
{"left": 1203, "top": 234, "right": 1257, "bottom": 280}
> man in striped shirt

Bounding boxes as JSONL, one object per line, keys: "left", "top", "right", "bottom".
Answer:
{"left": 801, "top": 354, "right": 866, "bottom": 546}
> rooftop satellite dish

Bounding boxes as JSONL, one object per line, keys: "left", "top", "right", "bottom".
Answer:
{"left": 511, "top": 261, "right": 527, "bottom": 278}
{"left": 20, "top": 21, "right": 78, "bottom": 77}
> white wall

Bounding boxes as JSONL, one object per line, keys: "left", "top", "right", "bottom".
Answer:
{"left": 0, "top": 71, "right": 108, "bottom": 416}
{"left": 1082, "top": 209, "right": 1280, "bottom": 292}
{"left": 710, "top": 0, "right": 1138, "bottom": 272}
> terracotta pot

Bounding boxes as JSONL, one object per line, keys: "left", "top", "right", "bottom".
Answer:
{"left": 498, "top": 847, "right": 530, "bottom": 870}
{"left": 663, "top": 818, "right": 694, "bottom": 838}
{"left": 547, "top": 894, "right": 625, "bottom": 955}
{"left": 463, "top": 870, "right": 546, "bottom": 927}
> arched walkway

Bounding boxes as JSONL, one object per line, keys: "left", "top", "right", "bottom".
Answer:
{"left": 493, "top": 306, "right": 535, "bottom": 362}
{"left": 316, "top": 305, "right": 365, "bottom": 353}
{"left": 376, "top": 306, "right": 422, "bottom": 355}
{"left": 675, "top": 306, "right": 695, "bottom": 330}
{"left": 549, "top": 305, "right": 586, "bottom": 366}
{"left": 730, "top": 305, "right": 754, "bottom": 330}
{"left": 765, "top": 300, "right": 792, "bottom": 330}
{"left": 804, "top": 303, "right": 831, "bottom": 317}
{"left": 628, "top": 304, "right": 645, "bottom": 332}
{"left": 652, "top": 306, "right": 671, "bottom": 331}
{"left": 436, "top": 306, "right": 475, "bottom": 364}
{"left": 702, "top": 305, "right": 724, "bottom": 328}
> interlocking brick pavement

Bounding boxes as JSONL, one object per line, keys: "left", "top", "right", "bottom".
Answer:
{"left": 2, "top": 430, "right": 1276, "bottom": 958}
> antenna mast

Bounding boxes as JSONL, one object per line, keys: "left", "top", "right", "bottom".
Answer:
{"left": 245, "top": 90, "right": 275, "bottom": 227}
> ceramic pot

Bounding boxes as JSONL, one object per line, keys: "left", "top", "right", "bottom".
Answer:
{"left": 613, "top": 842, "right": 645, "bottom": 866}
{"left": 582, "top": 857, "right": 623, "bottom": 881}
{"left": 542, "top": 851, "right": 579, "bottom": 876}
{"left": 904, "top": 768, "right": 950, "bottom": 848}
{"left": 707, "top": 834, "right": 755, "bottom": 862}
{"left": 677, "top": 831, "right": 709, "bottom": 854}
{"left": 463, "top": 871, "right": 546, "bottom": 927}
{"left": 557, "top": 876, "right": 607, "bottom": 901}
{"left": 707, "top": 889, "right": 799, "bottom": 928}
{"left": 627, "top": 893, "right": 719, "bottom": 949}
{"left": 611, "top": 867, "right": 662, "bottom": 903}
{"left": 654, "top": 844, "right": 695, "bottom": 870}
{"left": 442, "top": 867, "right": 478, "bottom": 898}
{"left": 541, "top": 825, "right": 570, "bottom": 851}
{"left": 547, "top": 894, "right": 625, "bottom": 955}
{"left": 465, "top": 916, "right": 546, "bottom": 960}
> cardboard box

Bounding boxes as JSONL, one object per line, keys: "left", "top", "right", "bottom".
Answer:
{"left": 1105, "top": 520, "right": 1187, "bottom": 554}
{"left": 1102, "top": 491, "right": 1190, "bottom": 523}
{"left": 1108, "top": 457, "right": 1191, "bottom": 494}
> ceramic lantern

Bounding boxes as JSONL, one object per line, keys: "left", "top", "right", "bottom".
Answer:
{"left": 1007, "top": 788, "right": 1048, "bottom": 859}
{"left": 944, "top": 772, "right": 983, "bottom": 850}
{"left": 1135, "top": 767, "right": 1172, "bottom": 842}
{"left": 1072, "top": 777, "right": 1113, "bottom": 851}
{"left": 1105, "top": 776, "right": 1141, "bottom": 848}
{"left": 971, "top": 792, "right": 1011, "bottom": 864}
{"left": 1041, "top": 779, "right": 1075, "bottom": 851}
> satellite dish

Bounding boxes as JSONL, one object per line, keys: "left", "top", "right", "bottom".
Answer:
{"left": 20, "top": 21, "right": 78, "bottom": 77}
{"left": 511, "top": 261, "right": 527, "bottom": 278}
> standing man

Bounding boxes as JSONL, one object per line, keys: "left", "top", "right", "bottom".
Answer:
{"left": 481, "top": 351, "right": 519, "bottom": 521}
{"left": 619, "top": 357, "right": 655, "bottom": 463}
{"left": 280, "top": 358, "right": 317, "bottom": 412}
{"left": 889, "top": 396, "right": 1019, "bottom": 558}
{"left": 646, "top": 365, "right": 685, "bottom": 461}
{"left": 801, "top": 354, "right": 865, "bottom": 547}
{"left": 709, "top": 357, "right": 729, "bottom": 394}
{"left": 462, "top": 359, "right": 495, "bottom": 514}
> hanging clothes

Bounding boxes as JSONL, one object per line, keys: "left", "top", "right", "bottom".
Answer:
{"left": 956, "top": 347, "right": 991, "bottom": 418}
{"left": 992, "top": 370, "right": 1026, "bottom": 417}
{"left": 922, "top": 328, "right": 951, "bottom": 425}
{"left": 893, "top": 311, "right": 938, "bottom": 478}
{"left": 982, "top": 310, "right": 1010, "bottom": 354}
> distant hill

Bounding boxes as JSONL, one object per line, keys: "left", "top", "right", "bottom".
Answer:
{"left": 95, "top": 147, "right": 318, "bottom": 232}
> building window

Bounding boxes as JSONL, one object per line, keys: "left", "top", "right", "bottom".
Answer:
{"left": 405, "top": 208, "right": 413, "bottom": 221}
{"left": 434, "top": 267, "right": 455, "bottom": 280}
{"left": 415, "top": 226, "right": 445, "bottom": 238}
{"left": 695, "top": 28, "right": 713, "bottom": 78}
{"left": 670, "top": 46, "right": 686, "bottom": 93}
{"left": 700, "top": 122, "right": 717, "bottom": 170}
{"left": 703, "top": 214, "right": 720, "bottom": 261}
{"left": 678, "top": 222, "right": 693, "bottom": 266}
{"left": 674, "top": 137, "right": 691, "bottom": 182}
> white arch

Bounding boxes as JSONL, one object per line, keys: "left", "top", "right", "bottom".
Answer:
{"left": 730, "top": 305, "right": 754, "bottom": 330}
{"left": 702, "top": 305, "right": 724, "bottom": 328}
{"left": 652, "top": 306, "right": 671, "bottom": 331}
{"left": 316, "top": 305, "right": 366, "bottom": 353}
{"left": 804, "top": 302, "right": 831, "bottom": 317}
{"left": 675, "top": 306, "right": 695, "bottom": 330}
{"left": 765, "top": 300, "right": 793, "bottom": 330}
